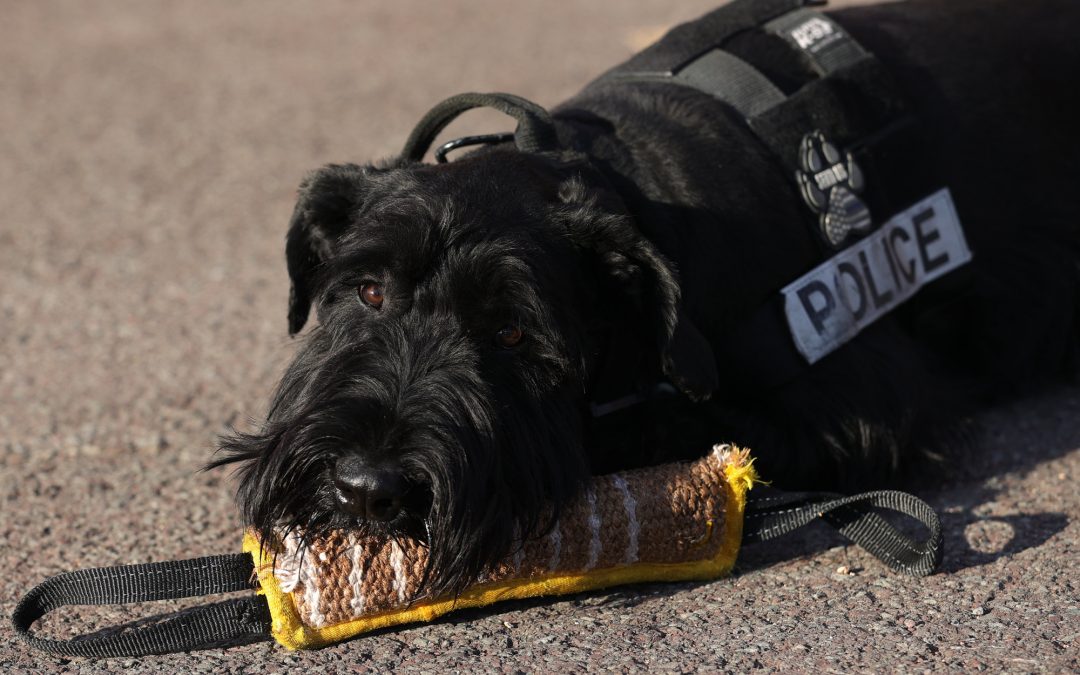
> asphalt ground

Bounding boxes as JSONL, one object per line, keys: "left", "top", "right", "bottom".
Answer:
{"left": 1, "top": 1, "right": 1077, "bottom": 672}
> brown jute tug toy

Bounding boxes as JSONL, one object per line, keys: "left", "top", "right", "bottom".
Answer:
{"left": 13, "top": 445, "right": 942, "bottom": 656}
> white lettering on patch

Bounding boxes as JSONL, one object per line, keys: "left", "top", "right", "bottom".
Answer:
{"left": 790, "top": 17, "right": 837, "bottom": 51}
{"left": 782, "top": 188, "right": 970, "bottom": 364}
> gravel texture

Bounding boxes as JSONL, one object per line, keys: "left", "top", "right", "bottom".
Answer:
{"left": 2, "top": 1, "right": 1077, "bottom": 672}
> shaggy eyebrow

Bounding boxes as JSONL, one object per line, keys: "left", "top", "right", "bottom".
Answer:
{"left": 327, "top": 217, "right": 443, "bottom": 283}
{"left": 441, "top": 246, "right": 544, "bottom": 320}
{"left": 328, "top": 245, "right": 403, "bottom": 276}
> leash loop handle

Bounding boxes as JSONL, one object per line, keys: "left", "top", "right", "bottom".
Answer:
{"left": 11, "top": 553, "right": 270, "bottom": 658}
{"left": 744, "top": 489, "right": 943, "bottom": 576}
{"left": 401, "top": 92, "right": 560, "bottom": 162}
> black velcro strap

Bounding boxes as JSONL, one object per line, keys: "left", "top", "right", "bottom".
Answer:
{"left": 765, "top": 7, "right": 871, "bottom": 76}
{"left": 674, "top": 48, "right": 787, "bottom": 117}
{"left": 743, "top": 488, "right": 943, "bottom": 577}
{"left": 11, "top": 553, "right": 270, "bottom": 658}
{"left": 747, "top": 57, "right": 911, "bottom": 172}
{"left": 608, "top": 0, "right": 825, "bottom": 78}
{"left": 401, "top": 92, "right": 560, "bottom": 162}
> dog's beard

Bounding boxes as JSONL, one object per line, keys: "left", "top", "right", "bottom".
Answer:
{"left": 211, "top": 358, "right": 588, "bottom": 598}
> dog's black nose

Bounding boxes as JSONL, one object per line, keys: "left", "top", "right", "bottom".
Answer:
{"left": 333, "top": 458, "right": 408, "bottom": 522}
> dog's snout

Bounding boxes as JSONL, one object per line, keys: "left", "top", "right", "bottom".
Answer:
{"left": 333, "top": 457, "right": 408, "bottom": 522}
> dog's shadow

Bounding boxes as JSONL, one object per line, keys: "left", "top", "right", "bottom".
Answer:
{"left": 735, "top": 501, "right": 1068, "bottom": 576}
{"left": 740, "top": 385, "right": 1078, "bottom": 575}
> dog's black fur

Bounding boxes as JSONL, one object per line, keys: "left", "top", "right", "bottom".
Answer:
{"left": 212, "top": 0, "right": 1080, "bottom": 595}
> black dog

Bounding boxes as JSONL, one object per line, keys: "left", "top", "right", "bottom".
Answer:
{"left": 212, "top": 0, "right": 1080, "bottom": 594}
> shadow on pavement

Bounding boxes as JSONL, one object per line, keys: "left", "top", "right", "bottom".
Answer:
{"left": 738, "top": 385, "right": 1078, "bottom": 575}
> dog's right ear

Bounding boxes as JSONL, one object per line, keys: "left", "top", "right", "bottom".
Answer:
{"left": 555, "top": 175, "right": 719, "bottom": 401}
{"left": 285, "top": 163, "right": 370, "bottom": 335}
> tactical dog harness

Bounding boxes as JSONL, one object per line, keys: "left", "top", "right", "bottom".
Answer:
{"left": 13, "top": 0, "right": 954, "bottom": 658}
{"left": 584, "top": 0, "right": 973, "bottom": 378}
{"left": 410, "top": 0, "right": 973, "bottom": 397}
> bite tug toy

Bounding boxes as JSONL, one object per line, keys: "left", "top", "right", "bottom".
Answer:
{"left": 13, "top": 445, "right": 941, "bottom": 656}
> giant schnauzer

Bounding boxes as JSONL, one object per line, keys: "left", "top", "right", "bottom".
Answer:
{"left": 212, "top": 0, "right": 1080, "bottom": 594}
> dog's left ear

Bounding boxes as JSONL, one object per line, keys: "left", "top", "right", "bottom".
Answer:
{"left": 285, "top": 163, "right": 371, "bottom": 335}
{"left": 664, "top": 308, "right": 720, "bottom": 401}
{"left": 557, "top": 177, "right": 719, "bottom": 401}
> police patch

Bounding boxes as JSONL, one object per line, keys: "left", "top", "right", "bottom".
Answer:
{"left": 782, "top": 188, "right": 971, "bottom": 364}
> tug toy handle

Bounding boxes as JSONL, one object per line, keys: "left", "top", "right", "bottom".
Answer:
{"left": 744, "top": 488, "right": 943, "bottom": 576}
{"left": 11, "top": 554, "right": 270, "bottom": 657}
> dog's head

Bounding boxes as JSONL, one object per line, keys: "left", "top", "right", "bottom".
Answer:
{"left": 213, "top": 148, "right": 716, "bottom": 594}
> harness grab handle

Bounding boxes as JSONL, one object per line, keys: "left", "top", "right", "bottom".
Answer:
{"left": 400, "top": 92, "right": 560, "bottom": 162}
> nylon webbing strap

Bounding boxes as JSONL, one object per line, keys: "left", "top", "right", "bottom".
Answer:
{"left": 11, "top": 553, "right": 270, "bottom": 658}
{"left": 743, "top": 488, "right": 943, "bottom": 576}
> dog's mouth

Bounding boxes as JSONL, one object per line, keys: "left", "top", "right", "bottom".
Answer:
{"left": 339, "top": 510, "right": 431, "bottom": 544}
{"left": 371, "top": 486, "right": 432, "bottom": 543}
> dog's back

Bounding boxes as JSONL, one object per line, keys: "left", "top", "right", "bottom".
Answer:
{"left": 554, "top": 0, "right": 1080, "bottom": 485}
{"left": 833, "top": 0, "right": 1080, "bottom": 389}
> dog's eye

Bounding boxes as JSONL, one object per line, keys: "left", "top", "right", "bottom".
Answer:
{"left": 494, "top": 324, "right": 524, "bottom": 348}
{"left": 358, "top": 282, "right": 385, "bottom": 309}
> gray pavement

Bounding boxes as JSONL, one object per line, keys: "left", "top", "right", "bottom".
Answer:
{"left": 1, "top": 1, "right": 1077, "bottom": 672}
